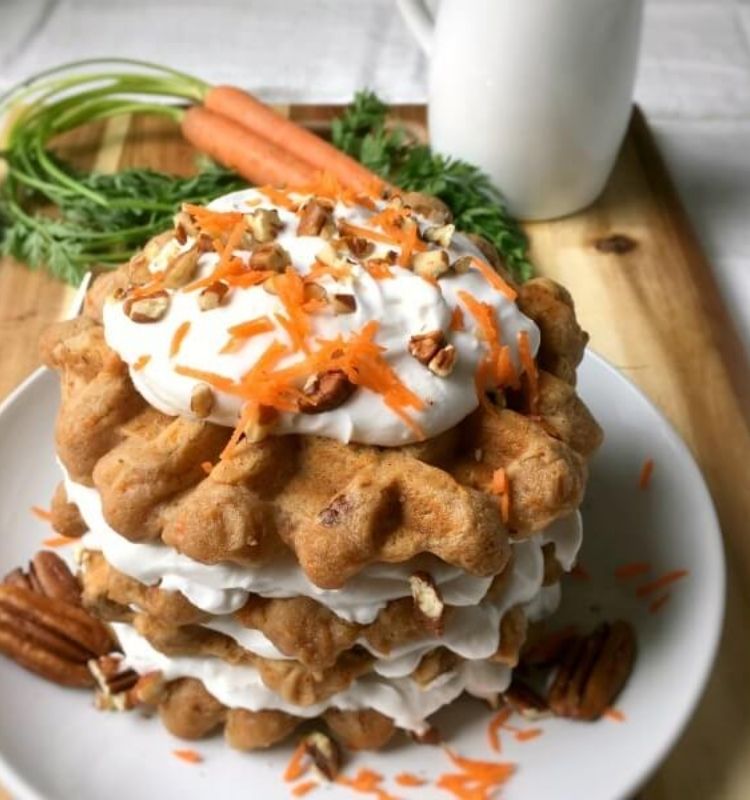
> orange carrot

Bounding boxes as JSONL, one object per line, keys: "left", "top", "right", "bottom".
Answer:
{"left": 636, "top": 569, "right": 689, "bottom": 597}
{"left": 132, "top": 354, "right": 151, "bottom": 371}
{"left": 517, "top": 330, "right": 539, "bottom": 415}
{"left": 182, "top": 105, "right": 312, "bottom": 188}
{"left": 203, "top": 85, "right": 385, "bottom": 196}
{"left": 394, "top": 773, "right": 426, "bottom": 787}
{"left": 283, "top": 742, "right": 309, "bottom": 782}
{"left": 471, "top": 257, "right": 517, "bottom": 300}
{"left": 221, "top": 315, "right": 275, "bottom": 353}
{"left": 449, "top": 305, "right": 465, "bottom": 332}
{"left": 292, "top": 780, "right": 318, "bottom": 798}
{"left": 30, "top": 506, "right": 53, "bottom": 522}
{"left": 648, "top": 593, "right": 671, "bottom": 614}
{"left": 487, "top": 707, "right": 513, "bottom": 752}
{"left": 614, "top": 561, "right": 651, "bottom": 580}
{"left": 514, "top": 728, "right": 543, "bottom": 742}
{"left": 337, "top": 767, "right": 400, "bottom": 800}
{"left": 42, "top": 535, "right": 76, "bottom": 548}
{"left": 170, "top": 321, "right": 191, "bottom": 358}
{"left": 172, "top": 749, "right": 203, "bottom": 764}
{"left": 489, "top": 468, "right": 511, "bottom": 524}
{"left": 638, "top": 458, "right": 654, "bottom": 490}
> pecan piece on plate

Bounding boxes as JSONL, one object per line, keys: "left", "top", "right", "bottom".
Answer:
{"left": 303, "top": 731, "right": 341, "bottom": 781}
{"left": 547, "top": 620, "right": 636, "bottom": 720}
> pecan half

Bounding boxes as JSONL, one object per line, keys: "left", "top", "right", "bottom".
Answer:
{"left": 547, "top": 620, "right": 636, "bottom": 720}
{"left": 410, "top": 571, "right": 445, "bottom": 635}
{"left": 0, "top": 585, "right": 116, "bottom": 687}
{"left": 408, "top": 331, "right": 445, "bottom": 365}
{"left": 299, "top": 369, "right": 356, "bottom": 413}
{"left": 28, "top": 551, "right": 81, "bottom": 606}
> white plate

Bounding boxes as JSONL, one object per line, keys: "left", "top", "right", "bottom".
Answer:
{"left": 0, "top": 353, "right": 724, "bottom": 800}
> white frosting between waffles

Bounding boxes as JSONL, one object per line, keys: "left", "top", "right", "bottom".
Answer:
{"left": 102, "top": 188, "right": 540, "bottom": 447}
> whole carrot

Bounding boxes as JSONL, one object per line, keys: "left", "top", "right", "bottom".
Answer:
{"left": 182, "top": 105, "right": 312, "bottom": 188}
{"left": 203, "top": 85, "right": 385, "bottom": 196}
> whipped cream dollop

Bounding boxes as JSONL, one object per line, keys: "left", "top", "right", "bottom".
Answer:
{"left": 67, "top": 473, "right": 581, "bottom": 626}
{"left": 103, "top": 188, "right": 539, "bottom": 446}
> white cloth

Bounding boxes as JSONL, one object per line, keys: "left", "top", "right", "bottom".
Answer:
{"left": 1, "top": 0, "right": 749, "bottom": 351}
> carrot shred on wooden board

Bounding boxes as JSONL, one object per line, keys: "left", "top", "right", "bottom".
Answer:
{"left": 182, "top": 105, "right": 313, "bottom": 188}
{"left": 42, "top": 535, "right": 77, "bottom": 548}
{"left": 636, "top": 569, "right": 689, "bottom": 597}
{"left": 291, "top": 780, "right": 318, "bottom": 798}
{"left": 172, "top": 748, "right": 203, "bottom": 764}
{"left": 614, "top": 561, "right": 651, "bottom": 580}
{"left": 517, "top": 330, "right": 539, "bottom": 415}
{"left": 648, "top": 592, "right": 672, "bottom": 614}
{"left": 132, "top": 354, "right": 151, "bottom": 371}
{"left": 449, "top": 305, "right": 465, "bottom": 332}
{"left": 638, "top": 458, "right": 655, "bottom": 490}
{"left": 203, "top": 85, "right": 386, "bottom": 197}
{"left": 337, "top": 767, "right": 400, "bottom": 800}
{"left": 394, "top": 772, "right": 426, "bottom": 787}
{"left": 604, "top": 707, "right": 627, "bottom": 722}
{"left": 30, "top": 506, "right": 53, "bottom": 522}
{"left": 471, "top": 257, "right": 517, "bottom": 300}
{"left": 283, "top": 741, "right": 309, "bottom": 782}
{"left": 170, "top": 321, "right": 191, "bottom": 358}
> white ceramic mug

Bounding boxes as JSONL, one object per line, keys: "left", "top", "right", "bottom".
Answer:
{"left": 396, "top": 0, "right": 644, "bottom": 220}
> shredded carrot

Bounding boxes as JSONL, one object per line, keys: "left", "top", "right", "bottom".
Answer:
{"left": 170, "top": 321, "right": 191, "bottom": 358}
{"left": 449, "top": 305, "right": 465, "bottom": 332}
{"left": 257, "top": 185, "right": 299, "bottom": 211}
{"left": 636, "top": 569, "right": 689, "bottom": 597}
{"left": 569, "top": 563, "right": 590, "bottom": 581}
{"left": 273, "top": 269, "right": 314, "bottom": 353}
{"left": 517, "top": 330, "right": 539, "bottom": 415}
{"left": 614, "top": 561, "right": 651, "bottom": 580}
{"left": 30, "top": 506, "right": 53, "bottom": 522}
{"left": 638, "top": 458, "right": 655, "bottom": 490}
{"left": 471, "top": 257, "right": 517, "bottom": 300}
{"left": 604, "top": 707, "right": 627, "bottom": 722}
{"left": 363, "top": 259, "right": 394, "bottom": 280}
{"left": 200, "top": 461, "right": 213, "bottom": 475}
{"left": 438, "top": 750, "right": 516, "bottom": 800}
{"left": 42, "top": 535, "right": 76, "bottom": 548}
{"left": 487, "top": 707, "right": 513, "bottom": 753}
{"left": 132, "top": 354, "right": 151, "bottom": 371}
{"left": 489, "top": 468, "right": 511, "bottom": 524}
{"left": 172, "top": 749, "right": 203, "bottom": 764}
{"left": 339, "top": 220, "right": 398, "bottom": 248}
{"left": 283, "top": 742, "right": 309, "bottom": 782}
{"left": 183, "top": 222, "right": 248, "bottom": 292}
{"left": 221, "top": 315, "right": 274, "bottom": 353}
{"left": 397, "top": 220, "right": 422, "bottom": 268}
{"left": 129, "top": 271, "right": 166, "bottom": 300}
{"left": 292, "top": 780, "right": 318, "bottom": 798}
{"left": 514, "top": 728, "right": 543, "bottom": 742}
{"left": 394, "top": 773, "right": 426, "bottom": 787}
{"left": 183, "top": 204, "right": 243, "bottom": 237}
{"left": 337, "top": 767, "right": 400, "bottom": 800}
{"left": 648, "top": 593, "right": 671, "bottom": 614}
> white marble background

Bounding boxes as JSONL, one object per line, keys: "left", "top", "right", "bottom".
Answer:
{"left": 1, "top": 0, "right": 748, "bottom": 352}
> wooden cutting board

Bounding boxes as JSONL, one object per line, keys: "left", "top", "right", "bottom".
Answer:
{"left": 0, "top": 106, "right": 749, "bottom": 800}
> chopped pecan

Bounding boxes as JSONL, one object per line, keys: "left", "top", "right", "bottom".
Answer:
{"left": 297, "top": 199, "right": 333, "bottom": 237}
{"left": 452, "top": 255, "right": 472, "bottom": 274}
{"left": 199, "top": 281, "right": 229, "bottom": 311}
{"left": 303, "top": 731, "right": 340, "bottom": 781}
{"left": 249, "top": 242, "right": 291, "bottom": 272}
{"left": 245, "top": 208, "right": 283, "bottom": 243}
{"left": 190, "top": 383, "right": 214, "bottom": 418}
{"left": 89, "top": 654, "right": 139, "bottom": 710}
{"left": 428, "top": 344, "right": 456, "bottom": 377}
{"left": 331, "top": 293, "right": 357, "bottom": 315}
{"left": 547, "top": 621, "right": 636, "bottom": 721}
{"left": 412, "top": 249, "right": 450, "bottom": 280}
{"left": 423, "top": 223, "right": 455, "bottom": 248}
{"left": 503, "top": 678, "right": 550, "bottom": 720}
{"left": 124, "top": 291, "right": 169, "bottom": 323}
{"left": 164, "top": 244, "right": 200, "bottom": 289}
{"left": 400, "top": 192, "right": 452, "bottom": 224}
{"left": 408, "top": 331, "right": 445, "bottom": 365}
{"left": 410, "top": 571, "right": 445, "bottom": 635}
{"left": 343, "top": 235, "right": 374, "bottom": 258}
{"left": 130, "top": 670, "right": 166, "bottom": 706}
{"left": 299, "top": 369, "right": 356, "bottom": 413}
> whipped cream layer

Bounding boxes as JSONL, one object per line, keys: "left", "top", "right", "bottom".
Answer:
{"left": 103, "top": 188, "right": 540, "bottom": 446}
{"left": 67, "top": 474, "right": 581, "bottom": 626}
{"left": 115, "top": 621, "right": 512, "bottom": 734}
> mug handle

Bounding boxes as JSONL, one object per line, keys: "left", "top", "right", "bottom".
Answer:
{"left": 396, "top": 0, "right": 434, "bottom": 54}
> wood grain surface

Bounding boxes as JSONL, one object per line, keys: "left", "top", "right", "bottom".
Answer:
{"left": 0, "top": 106, "right": 748, "bottom": 800}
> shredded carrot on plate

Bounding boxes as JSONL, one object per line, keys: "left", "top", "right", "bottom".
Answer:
{"left": 394, "top": 772, "right": 426, "bottom": 787}
{"left": 283, "top": 741, "right": 309, "bottom": 782}
{"left": 514, "top": 728, "right": 543, "bottom": 742}
{"left": 172, "top": 748, "right": 203, "bottom": 764}
{"left": 487, "top": 706, "right": 514, "bottom": 752}
{"left": 170, "top": 321, "right": 191, "bottom": 358}
{"left": 636, "top": 569, "right": 689, "bottom": 597}
{"left": 638, "top": 458, "right": 655, "bottom": 490}
{"left": 132, "top": 354, "right": 151, "bottom": 371}
{"left": 449, "top": 305, "right": 465, "bottom": 332}
{"left": 648, "top": 593, "right": 672, "bottom": 614}
{"left": 291, "top": 780, "right": 318, "bottom": 797}
{"left": 30, "top": 506, "right": 53, "bottom": 522}
{"left": 614, "top": 561, "right": 651, "bottom": 580}
{"left": 337, "top": 767, "right": 400, "bottom": 800}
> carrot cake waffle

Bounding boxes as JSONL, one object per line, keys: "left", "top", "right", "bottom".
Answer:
{"left": 35, "top": 184, "right": 602, "bottom": 752}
